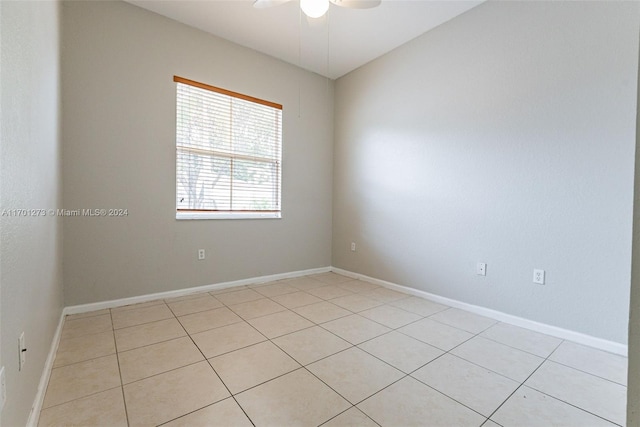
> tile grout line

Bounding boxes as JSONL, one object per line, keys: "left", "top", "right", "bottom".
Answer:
{"left": 50, "top": 351, "right": 119, "bottom": 370}
{"left": 525, "top": 339, "right": 625, "bottom": 426}
{"left": 392, "top": 316, "right": 555, "bottom": 385}
{"left": 296, "top": 364, "right": 361, "bottom": 423}
{"left": 228, "top": 300, "right": 378, "bottom": 425}
{"left": 293, "top": 306, "right": 353, "bottom": 324}
{"left": 115, "top": 333, "right": 190, "bottom": 354}
{"left": 119, "top": 359, "right": 205, "bottom": 386}
{"left": 199, "top": 313, "right": 264, "bottom": 427}
{"left": 110, "top": 300, "right": 168, "bottom": 314}
{"left": 106, "top": 274, "right": 356, "bottom": 425}
{"left": 42, "top": 273, "right": 627, "bottom": 426}
{"left": 381, "top": 316, "right": 527, "bottom": 422}
{"left": 522, "top": 382, "right": 625, "bottom": 427}
{"left": 482, "top": 337, "right": 565, "bottom": 424}
{"left": 342, "top": 318, "right": 496, "bottom": 423}
{"left": 400, "top": 320, "right": 535, "bottom": 406}
{"left": 365, "top": 309, "right": 548, "bottom": 423}
{"left": 180, "top": 315, "right": 245, "bottom": 336}
{"left": 281, "top": 295, "right": 458, "bottom": 378}
{"left": 477, "top": 333, "right": 556, "bottom": 359}
{"left": 487, "top": 338, "right": 625, "bottom": 426}
{"left": 318, "top": 406, "right": 382, "bottom": 427}
{"left": 111, "top": 302, "right": 173, "bottom": 328}
{"left": 37, "top": 385, "right": 124, "bottom": 413}
{"left": 63, "top": 309, "right": 111, "bottom": 321}
{"left": 109, "top": 308, "right": 131, "bottom": 427}
{"left": 255, "top": 338, "right": 364, "bottom": 427}
{"left": 256, "top": 302, "right": 433, "bottom": 425}
{"left": 166, "top": 302, "right": 258, "bottom": 427}
{"left": 481, "top": 419, "right": 504, "bottom": 427}
{"left": 539, "top": 359, "right": 628, "bottom": 388}
{"left": 41, "top": 275, "right": 422, "bottom": 424}
{"left": 110, "top": 291, "right": 528, "bottom": 426}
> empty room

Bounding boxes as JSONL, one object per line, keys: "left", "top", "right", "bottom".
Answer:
{"left": 2, "top": 0, "right": 640, "bottom": 426}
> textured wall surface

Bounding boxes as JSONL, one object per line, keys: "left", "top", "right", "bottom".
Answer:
{"left": 0, "top": 1, "right": 64, "bottom": 425}
{"left": 628, "top": 26, "right": 640, "bottom": 427}
{"left": 62, "top": 1, "right": 334, "bottom": 305}
{"left": 333, "top": 1, "right": 639, "bottom": 344}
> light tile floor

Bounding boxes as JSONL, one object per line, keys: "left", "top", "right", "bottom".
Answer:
{"left": 38, "top": 272, "right": 628, "bottom": 426}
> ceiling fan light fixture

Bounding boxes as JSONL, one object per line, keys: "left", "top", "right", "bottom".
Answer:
{"left": 300, "top": 0, "right": 330, "bottom": 18}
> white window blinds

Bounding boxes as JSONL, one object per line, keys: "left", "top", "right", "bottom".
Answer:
{"left": 174, "top": 76, "right": 282, "bottom": 218}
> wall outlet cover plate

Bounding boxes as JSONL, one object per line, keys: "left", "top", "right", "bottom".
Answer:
{"left": 0, "top": 366, "right": 6, "bottom": 412}
{"left": 533, "top": 269, "right": 545, "bottom": 285}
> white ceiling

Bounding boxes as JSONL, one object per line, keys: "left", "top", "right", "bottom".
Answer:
{"left": 126, "top": 0, "right": 483, "bottom": 79}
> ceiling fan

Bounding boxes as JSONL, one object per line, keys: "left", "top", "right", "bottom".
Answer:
{"left": 254, "top": 0, "right": 381, "bottom": 19}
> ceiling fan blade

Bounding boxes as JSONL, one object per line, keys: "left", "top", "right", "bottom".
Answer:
{"left": 329, "top": 0, "right": 381, "bottom": 9}
{"left": 253, "top": 0, "right": 293, "bottom": 9}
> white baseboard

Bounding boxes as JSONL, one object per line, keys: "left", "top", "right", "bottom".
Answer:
{"left": 26, "top": 310, "right": 66, "bottom": 427}
{"left": 63, "top": 266, "right": 331, "bottom": 316}
{"left": 331, "top": 267, "right": 628, "bottom": 357}
{"left": 31, "top": 266, "right": 331, "bottom": 425}
{"left": 31, "top": 264, "right": 625, "bottom": 426}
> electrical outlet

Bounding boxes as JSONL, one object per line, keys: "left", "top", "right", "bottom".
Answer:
{"left": 198, "top": 249, "right": 205, "bottom": 260}
{"left": 476, "top": 262, "right": 487, "bottom": 276}
{"left": 0, "top": 366, "right": 6, "bottom": 413}
{"left": 19, "top": 332, "right": 26, "bottom": 371}
{"left": 533, "top": 269, "right": 545, "bottom": 285}
{"left": 350, "top": 242, "right": 356, "bottom": 252}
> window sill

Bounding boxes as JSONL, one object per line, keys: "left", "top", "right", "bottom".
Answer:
{"left": 176, "top": 211, "right": 281, "bottom": 220}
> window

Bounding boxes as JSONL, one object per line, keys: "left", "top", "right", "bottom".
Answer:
{"left": 174, "top": 76, "right": 282, "bottom": 219}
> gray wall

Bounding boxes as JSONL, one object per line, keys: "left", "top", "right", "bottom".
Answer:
{"left": 333, "top": 1, "right": 639, "bottom": 344}
{"left": 62, "top": 1, "right": 334, "bottom": 305}
{"left": 627, "top": 25, "right": 640, "bottom": 427}
{"left": 0, "top": 1, "right": 64, "bottom": 425}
